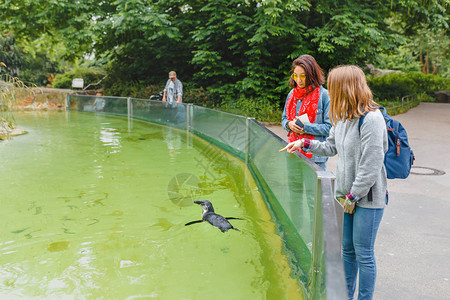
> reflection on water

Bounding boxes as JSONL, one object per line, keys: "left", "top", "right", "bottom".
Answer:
{"left": 0, "top": 111, "right": 303, "bottom": 299}
{"left": 98, "top": 124, "right": 121, "bottom": 153}
{"left": 163, "top": 126, "right": 181, "bottom": 163}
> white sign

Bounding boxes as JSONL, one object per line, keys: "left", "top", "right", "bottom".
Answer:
{"left": 72, "top": 78, "right": 84, "bottom": 88}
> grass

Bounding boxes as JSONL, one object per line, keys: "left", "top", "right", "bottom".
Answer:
{"left": 379, "top": 99, "right": 421, "bottom": 116}
{"left": 0, "top": 67, "right": 38, "bottom": 138}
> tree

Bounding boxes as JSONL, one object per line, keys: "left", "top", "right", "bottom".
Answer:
{"left": 414, "top": 26, "right": 449, "bottom": 75}
{"left": 0, "top": 33, "right": 25, "bottom": 77}
{"left": 388, "top": 0, "right": 449, "bottom": 75}
{"left": 0, "top": 0, "right": 448, "bottom": 106}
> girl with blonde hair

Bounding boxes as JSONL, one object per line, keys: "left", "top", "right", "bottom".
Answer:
{"left": 280, "top": 65, "right": 388, "bottom": 300}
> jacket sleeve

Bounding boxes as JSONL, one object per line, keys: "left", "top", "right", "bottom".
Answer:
{"left": 303, "top": 88, "right": 332, "bottom": 137}
{"left": 305, "top": 126, "right": 337, "bottom": 157}
{"left": 281, "top": 90, "right": 293, "bottom": 131}
{"left": 350, "top": 112, "right": 386, "bottom": 199}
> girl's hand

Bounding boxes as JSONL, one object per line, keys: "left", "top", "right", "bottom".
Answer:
{"left": 343, "top": 197, "right": 356, "bottom": 214}
{"left": 288, "top": 120, "right": 304, "bottom": 134}
{"left": 279, "top": 139, "right": 304, "bottom": 153}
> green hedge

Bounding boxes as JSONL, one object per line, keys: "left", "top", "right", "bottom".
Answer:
{"left": 103, "top": 80, "right": 163, "bottom": 98}
{"left": 367, "top": 72, "right": 450, "bottom": 102}
{"left": 53, "top": 67, "right": 106, "bottom": 89}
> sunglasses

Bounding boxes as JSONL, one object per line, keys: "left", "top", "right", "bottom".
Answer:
{"left": 291, "top": 73, "right": 306, "bottom": 81}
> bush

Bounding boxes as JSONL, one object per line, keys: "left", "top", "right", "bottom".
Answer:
{"left": 407, "top": 72, "right": 450, "bottom": 92}
{"left": 367, "top": 72, "right": 450, "bottom": 102}
{"left": 103, "top": 80, "right": 163, "bottom": 98}
{"left": 219, "top": 96, "right": 282, "bottom": 123}
{"left": 183, "top": 84, "right": 219, "bottom": 107}
{"left": 367, "top": 73, "right": 416, "bottom": 101}
{"left": 53, "top": 67, "right": 106, "bottom": 89}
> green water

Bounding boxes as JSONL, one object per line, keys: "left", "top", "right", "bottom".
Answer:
{"left": 0, "top": 112, "right": 303, "bottom": 299}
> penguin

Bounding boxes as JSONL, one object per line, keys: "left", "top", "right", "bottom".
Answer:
{"left": 185, "top": 200, "right": 242, "bottom": 232}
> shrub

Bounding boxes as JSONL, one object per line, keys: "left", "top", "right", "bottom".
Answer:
{"left": 219, "top": 96, "right": 282, "bottom": 123}
{"left": 407, "top": 72, "right": 450, "bottom": 91}
{"left": 103, "top": 81, "right": 163, "bottom": 99}
{"left": 367, "top": 73, "right": 415, "bottom": 101}
{"left": 367, "top": 72, "right": 450, "bottom": 102}
{"left": 183, "top": 85, "right": 219, "bottom": 107}
{"left": 53, "top": 67, "right": 105, "bottom": 89}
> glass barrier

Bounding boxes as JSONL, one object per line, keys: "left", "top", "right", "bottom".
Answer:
{"left": 67, "top": 95, "right": 346, "bottom": 299}
{"left": 131, "top": 98, "right": 188, "bottom": 130}
{"left": 68, "top": 95, "right": 128, "bottom": 117}
{"left": 247, "top": 119, "right": 317, "bottom": 284}
{"left": 190, "top": 105, "right": 248, "bottom": 161}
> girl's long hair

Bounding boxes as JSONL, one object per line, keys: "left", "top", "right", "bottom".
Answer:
{"left": 327, "top": 65, "right": 378, "bottom": 125}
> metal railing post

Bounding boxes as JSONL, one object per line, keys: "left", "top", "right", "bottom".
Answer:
{"left": 317, "top": 170, "right": 347, "bottom": 300}
{"left": 310, "top": 177, "right": 324, "bottom": 299}
{"left": 127, "top": 97, "right": 132, "bottom": 132}
{"left": 186, "top": 104, "right": 193, "bottom": 149}
{"left": 186, "top": 104, "right": 192, "bottom": 132}
{"left": 66, "top": 94, "right": 70, "bottom": 110}
{"left": 245, "top": 117, "right": 254, "bottom": 166}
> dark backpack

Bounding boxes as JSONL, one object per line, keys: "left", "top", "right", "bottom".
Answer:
{"left": 359, "top": 107, "right": 415, "bottom": 179}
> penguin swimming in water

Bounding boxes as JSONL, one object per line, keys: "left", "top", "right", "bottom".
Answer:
{"left": 185, "top": 200, "right": 242, "bottom": 232}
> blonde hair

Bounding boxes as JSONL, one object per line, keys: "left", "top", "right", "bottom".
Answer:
{"left": 327, "top": 65, "right": 378, "bottom": 125}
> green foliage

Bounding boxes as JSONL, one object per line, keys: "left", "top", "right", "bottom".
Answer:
{"left": 416, "top": 92, "right": 436, "bottom": 103}
{"left": 20, "top": 51, "right": 60, "bottom": 87}
{"left": 53, "top": 67, "right": 106, "bottom": 89}
{"left": 378, "top": 98, "right": 420, "bottom": 116}
{"left": 376, "top": 45, "right": 422, "bottom": 73}
{"left": 182, "top": 85, "right": 219, "bottom": 107}
{"left": 368, "top": 72, "right": 450, "bottom": 102}
{"left": 0, "top": 0, "right": 101, "bottom": 60}
{"left": 379, "top": 2, "right": 450, "bottom": 77}
{"left": 0, "top": 66, "right": 23, "bottom": 132}
{"left": 367, "top": 73, "right": 416, "bottom": 101}
{"left": 412, "top": 26, "right": 450, "bottom": 76}
{"left": 103, "top": 81, "right": 163, "bottom": 99}
{"left": 0, "top": 34, "right": 25, "bottom": 77}
{"left": 407, "top": 72, "right": 450, "bottom": 91}
{"left": 1, "top": 0, "right": 448, "bottom": 123}
{"left": 219, "top": 96, "right": 282, "bottom": 123}
{"left": 0, "top": 34, "right": 63, "bottom": 87}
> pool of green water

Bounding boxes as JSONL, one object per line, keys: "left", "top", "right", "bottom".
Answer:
{"left": 0, "top": 111, "right": 303, "bottom": 299}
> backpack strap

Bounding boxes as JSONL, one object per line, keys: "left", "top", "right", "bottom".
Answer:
{"left": 358, "top": 112, "right": 368, "bottom": 131}
{"left": 392, "top": 120, "right": 401, "bottom": 156}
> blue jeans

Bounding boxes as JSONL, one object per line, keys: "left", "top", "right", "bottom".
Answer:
{"left": 315, "top": 161, "right": 327, "bottom": 170}
{"left": 342, "top": 206, "right": 384, "bottom": 300}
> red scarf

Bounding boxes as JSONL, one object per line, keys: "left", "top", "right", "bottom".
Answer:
{"left": 286, "top": 86, "right": 320, "bottom": 158}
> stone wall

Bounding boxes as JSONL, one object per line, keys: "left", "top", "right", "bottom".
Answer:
{"left": 13, "top": 87, "right": 82, "bottom": 110}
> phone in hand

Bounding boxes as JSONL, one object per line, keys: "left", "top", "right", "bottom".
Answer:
{"left": 295, "top": 119, "right": 304, "bottom": 128}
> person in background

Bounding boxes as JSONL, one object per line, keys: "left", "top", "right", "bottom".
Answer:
{"left": 162, "top": 71, "right": 183, "bottom": 107}
{"left": 280, "top": 65, "right": 388, "bottom": 300}
{"left": 93, "top": 91, "right": 105, "bottom": 112}
{"left": 281, "top": 55, "right": 331, "bottom": 170}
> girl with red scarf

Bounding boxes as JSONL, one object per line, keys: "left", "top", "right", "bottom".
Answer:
{"left": 281, "top": 55, "right": 332, "bottom": 169}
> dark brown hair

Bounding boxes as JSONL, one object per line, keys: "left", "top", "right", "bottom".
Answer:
{"left": 289, "top": 55, "right": 325, "bottom": 90}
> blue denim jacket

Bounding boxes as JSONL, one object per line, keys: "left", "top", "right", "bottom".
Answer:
{"left": 281, "top": 86, "right": 331, "bottom": 163}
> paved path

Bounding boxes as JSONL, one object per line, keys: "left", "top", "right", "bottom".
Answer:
{"left": 266, "top": 103, "right": 450, "bottom": 300}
